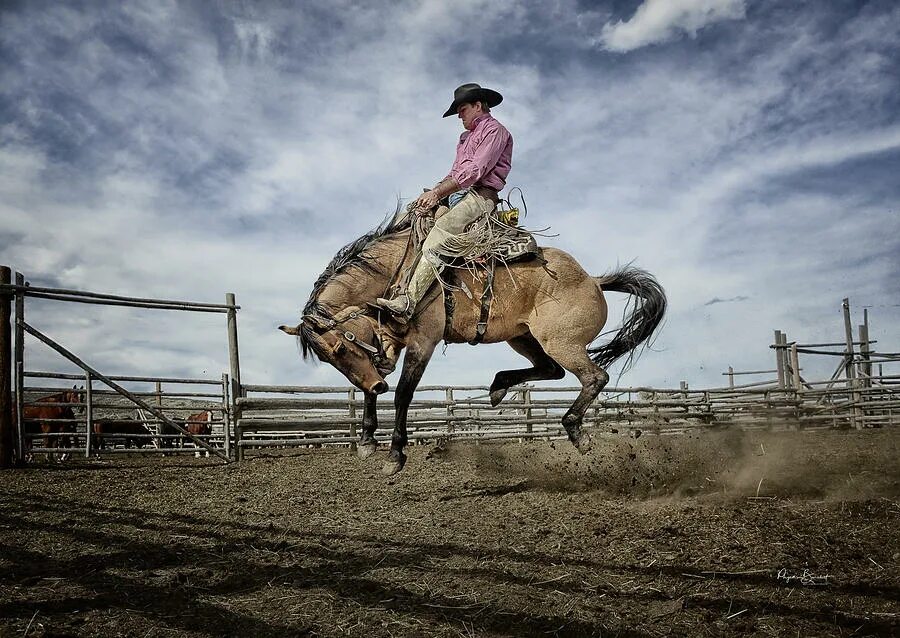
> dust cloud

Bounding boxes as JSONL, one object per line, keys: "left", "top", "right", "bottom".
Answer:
{"left": 439, "top": 428, "right": 900, "bottom": 500}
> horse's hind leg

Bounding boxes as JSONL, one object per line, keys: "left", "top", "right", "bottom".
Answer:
{"left": 490, "top": 334, "right": 565, "bottom": 407}
{"left": 534, "top": 338, "right": 609, "bottom": 453}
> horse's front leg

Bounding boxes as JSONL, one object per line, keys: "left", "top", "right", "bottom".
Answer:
{"left": 357, "top": 392, "right": 379, "bottom": 459}
{"left": 383, "top": 342, "right": 435, "bottom": 476}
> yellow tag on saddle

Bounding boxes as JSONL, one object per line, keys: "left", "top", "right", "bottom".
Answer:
{"left": 498, "top": 207, "right": 519, "bottom": 226}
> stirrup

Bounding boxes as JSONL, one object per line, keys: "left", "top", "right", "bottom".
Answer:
{"left": 375, "top": 294, "right": 412, "bottom": 317}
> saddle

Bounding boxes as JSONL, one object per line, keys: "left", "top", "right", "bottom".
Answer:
{"left": 390, "top": 201, "right": 543, "bottom": 345}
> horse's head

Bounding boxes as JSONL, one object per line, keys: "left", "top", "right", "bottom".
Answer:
{"left": 280, "top": 317, "right": 390, "bottom": 395}
{"left": 64, "top": 385, "right": 85, "bottom": 415}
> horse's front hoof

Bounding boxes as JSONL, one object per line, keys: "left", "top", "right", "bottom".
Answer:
{"left": 381, "top": 452, "right": 407, "bottom": 476}
{"left": 357, "top": 442, "right": 377, "bottom": 459}
{"left": 489, "top": 387, "right": 508, "bottom": 407}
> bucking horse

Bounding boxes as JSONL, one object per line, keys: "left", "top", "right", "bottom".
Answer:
{"left": 280, "top": 210, "right": 666, "bottom": 475}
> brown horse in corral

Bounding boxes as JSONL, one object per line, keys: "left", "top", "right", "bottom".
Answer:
{"left": 186, "top": 410, "right": 214, "bottom": 457}
{"left": 22, "top": 387, "right": 83, "bottom": 461}
{"left": 185, "top": 410, "right": 213, "bottom": 437}
{"left": 159, "top": 410, "right": 213, "bottom": 449}
{"left": 280, "top": 215, "right": 666, "bottom": 475}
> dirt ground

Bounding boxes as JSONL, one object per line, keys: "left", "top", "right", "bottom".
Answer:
{"left": 1, "top": 428, "right": 898, "bottom": 637}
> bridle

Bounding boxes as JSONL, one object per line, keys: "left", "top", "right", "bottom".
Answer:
{"left": 302, "top": 305, "right": 400, "bottom": 374}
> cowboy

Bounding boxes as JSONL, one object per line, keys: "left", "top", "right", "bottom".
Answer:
{"left": 375, "top": 83, "right": 513, "bottom": 317}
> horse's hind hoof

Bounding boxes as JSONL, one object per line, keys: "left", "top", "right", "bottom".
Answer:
{"left": 573, "top": 432, "right": 592, "bottom": 454}
{"left": 489, "top": 388, "right": 508, "bottom": 408}
{"left": 357, "top": 443, "right": 377, "bottom": 459}
{"left": 381, "top": 452, "right": 407, "bottom": 476}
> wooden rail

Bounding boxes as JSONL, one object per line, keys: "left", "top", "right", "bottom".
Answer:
{"left": 233, "top": 371, "right": 899, "bottom": 454}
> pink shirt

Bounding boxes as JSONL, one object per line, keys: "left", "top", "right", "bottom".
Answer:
{"left": 446, "top": 114, "right": 513, "bottom": 192}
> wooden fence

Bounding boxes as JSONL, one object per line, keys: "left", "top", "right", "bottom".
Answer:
{"left": 232, "top": 373, "right": 899, "bottom": 455}
{"left": 2, "top": 264, "right": 897, "bottom": 466}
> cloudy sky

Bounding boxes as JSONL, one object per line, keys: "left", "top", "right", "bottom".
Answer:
{"left": 2, "top": 0, "right": 898, "bottom": 393}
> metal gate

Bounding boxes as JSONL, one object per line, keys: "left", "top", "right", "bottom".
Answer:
{"left": 0, "top": 265, "right": 242, "bottom": 466}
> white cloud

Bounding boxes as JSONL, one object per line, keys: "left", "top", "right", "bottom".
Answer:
{"left": 597, "top": 0, "right": 746, "bottom": 52}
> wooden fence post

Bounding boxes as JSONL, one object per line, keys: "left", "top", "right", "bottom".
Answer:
{"left": 842, "top": 298, "right": 860, "bottom": 429}
{"left": 84, "top": 371, "right": 93, "bottom": 457}
{"left": 445, "top": 387, "right": 454, "bottom": 436}
{"left": 221, "top": 372, "right": 231, "bottom": 458}
{"left": 154, "top": 380, "right": 163, "bottom": 447}
{"left": 779, "top": 332, "right": 792, "bottom": 389}
{"left": 13, "top": 272, "right": 24, "bottom": 463}
{"left": 15, "top": 362, "right": 23, "bottom": 462}
{"left": 728, "top": 366, "right": 734, "bottom": 389}
{"left": 774, "top": 330, "right": 785, "bottom": 389}
{"left": 0, "top": 266, "right": 12, "bottom": 469}
{"left": 858, "top": 322, "right": 871, "bottom": 389}
{"left": 789, "top": 344, "right": 802, "bottom": 426}
{"left": 789, "top": 344, "right": 801, "bottom": 392}
{"left": 523, "top": 388, "right": 533, "bottom": 437}
{"left": 858, "top": 322, "right": 872, "bottom": 426}
{"left": 226, "top": 293, "right": 242, "bottom": 460}
{"left": 348, "top": 388, "right": 357, "bottom": 451}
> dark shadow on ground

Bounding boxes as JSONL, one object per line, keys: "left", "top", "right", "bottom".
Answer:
{"left": 1, "top": 491, "right": 897, "bottom": 636}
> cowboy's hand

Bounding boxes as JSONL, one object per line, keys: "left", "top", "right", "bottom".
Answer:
{"left": 415, "top": 190, "right": 440, "bottom": 211}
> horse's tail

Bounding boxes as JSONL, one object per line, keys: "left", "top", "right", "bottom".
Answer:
{"left": 588, "top": 266, "right": 666, "bottom": 372}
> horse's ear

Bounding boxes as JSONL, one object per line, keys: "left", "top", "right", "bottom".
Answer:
{"left": 279, "top": 324, "right": 301, "bottom": 336}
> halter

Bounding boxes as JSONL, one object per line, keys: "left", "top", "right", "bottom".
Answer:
{"left": 302, "top": 305, "right": 400, "bottom": 373}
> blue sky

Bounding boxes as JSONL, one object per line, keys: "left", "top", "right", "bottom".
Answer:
{"left": 2, "top": 0, "right": 898, "bottom": 391}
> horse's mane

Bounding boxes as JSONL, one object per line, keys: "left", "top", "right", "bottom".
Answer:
{"left": 298, "top": 203, "right": 410, "bottom": 361}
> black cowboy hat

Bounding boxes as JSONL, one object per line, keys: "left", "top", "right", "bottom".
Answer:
{"left": 442, "top": 83, "right": 503, "bottom": 118}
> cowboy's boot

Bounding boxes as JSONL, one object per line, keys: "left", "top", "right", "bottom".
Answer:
{"left": 375, "top": 294, "right": 412, "bottom": 317}
{"left": 375, "top": 250, "right": 438, "bottom": 318}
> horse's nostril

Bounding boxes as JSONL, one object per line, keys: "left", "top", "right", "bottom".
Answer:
{"left": 371, "top": 381, "right": 389, "bottom": 394}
